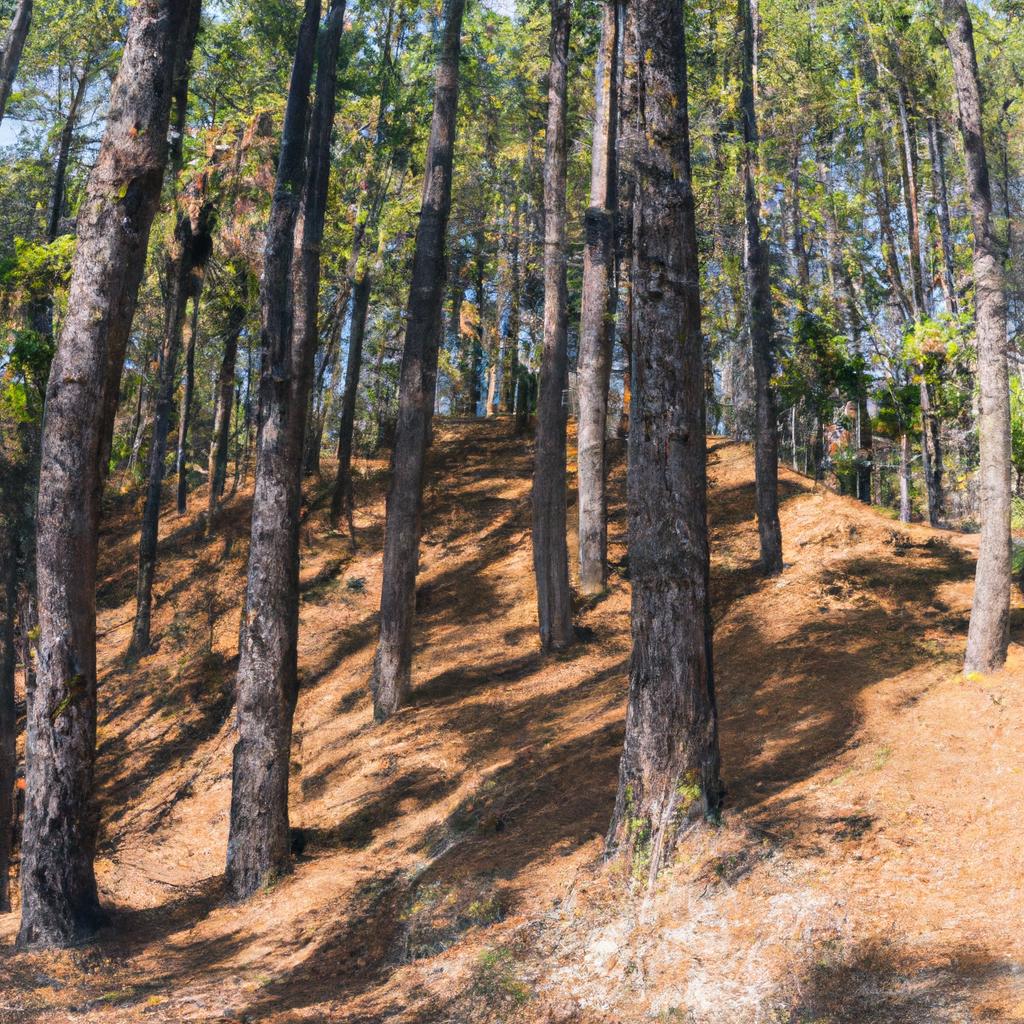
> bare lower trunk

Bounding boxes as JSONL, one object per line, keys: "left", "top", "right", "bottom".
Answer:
{"left": 131, "top": 199, "right": 213, "bottom": 654}
{"left": 899, "top": 432, "right": 911, "bottom": 523}
{"left": 371, "top": 0, "right": 465, "bottom": 720}
{"left": 208, "top": 289, "right": 248, "bottom": 524}
{"left": 0, "top": 0, "right": 31, "bottom": 126}
{"left": 919, "top": 380, "right": 944, "bottom": 525}
{"left": 0, "top": 528, "right": 16, "bottom": 913}
{"left": 739, "top": 0, "right": 782, "bottom": 575}
{"left": 174, "top": 298, "right": 199, "bottom": 516}
{"left": 227, "top": 0, "right": 341, "bottom": 900}
{"left": 330, "top": 271, "right": 371, "bottom": 528}
{"left": 857, "top": 396, "right": 872, "bottom": 503}
{"left": 532, "top": 0, "right": 574, "bottom": 652}
{"left": 19, "top": 0, "right": 196, "bottom": 949}
{"left": 928, "top": 116, "right": 958, "bottom": 316}
{"left": 576, "top": 0, "right": 618, "bottom": 596}
{"left": 946, "top": 0, "right": 1012, "bottom": 673}
{"left": 608, "top": 0, "right": 721, "bottom": 881}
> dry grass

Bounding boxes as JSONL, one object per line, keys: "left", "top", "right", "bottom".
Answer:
{"left": 1, "top": 422, "right": 1022, "bottom": 1023}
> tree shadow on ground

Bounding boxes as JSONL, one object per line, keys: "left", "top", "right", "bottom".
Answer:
{"left": 773, "top": 937, "right": 1024, "bottom": 1023}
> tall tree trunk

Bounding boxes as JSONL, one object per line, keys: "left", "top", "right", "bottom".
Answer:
{"left": 896, "top": 89, "right": 945, "bottom": 526}
{"left": 131, "top": 197, "right": 213, "bottom": 654}
{"left": 502, "top": 202, "right": 522, "bottom": 414}
{"left": 370, "top": 0, "right": 465, "bottom": 720}
{"left": 303, "top": 285, "right": 348, "bottom": 476}
{"left": 532, "top": 0, "right": 574, "bottom": 652}
{"left": 608, "top": 0, "right": 720, "bottom": 881}
{"left": 330, "top": 273, "right": 371, "bottom": 529}
{"left": 576, "top": 0, "right": 618, "bottom": 596}
{"left": 739, "top": 0, "right": 782, "bottom": 575}
{"left": 0, "top": 517, "right": 17, "bottom": 913}
{"left": 899, "top": 431, "right": 912, "bottom": 523}
{"left": 174, "top": 296, "right": 200, "bottom": 516}
{"left": 46, "top": 68, "right": 89, "bottom": 244}
{"left": 928, "top": 116, "right": 959, "bottom": 316}
{"left": 19, "top": 0, "right": 197, "bottom": 949}
{"left": 227, "top": 0, "right": 343, "bottom": 900}
{"left": 0, "top": 0, "right": 31, "bottom": 126}
{"left": 208, "top": 281, "right": 249, "bottom": 525}
{"left": 945, "top": 0, "right": 1012, "bottom": 673}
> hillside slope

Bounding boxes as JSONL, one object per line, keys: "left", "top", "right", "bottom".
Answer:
{"left": 1, "top": 420, "right": 1023, "bottom": 1023}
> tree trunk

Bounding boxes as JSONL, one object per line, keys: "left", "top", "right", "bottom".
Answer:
{"left": 532, "top": 0, "right": 574, "bottom": 652}
{"left": 945, "top": 0, "right": 1012, "bottom": 673}
{"left": 19, "top": 0, "right": 197, "bottom": 949}
{"left": 371, "top": 0, "right": 465, "bottom": 720}
{"left": 227, "top": 0, "right": 342, "bottom": 900}
{"left": 739, "top": 0, "right": 782, "bottom": 575}
{"left": 208, "top": 283, "right": 249, "bottom": 524}
{"left": 174, "top": 296, "right": 199, "bottom": 516}
{"left": 0, "top": 523, "right": 16, "bottom": 913}
{"left": 607, "top": 0, "right": 721, "bottom": 881}
{"left": 131, "top": 198, "right": 213, "bottom": 654}
{"left": 899, "top": 432, "right": 912, "bottom": 523}
{"left": 0, "top": 0, "right": 31, "bottom": 126}
{"left": 502, "top": 204, "right": 522, "bottom": 415}
{"left": 576, "top": 0, "right": 618, "bottom": 596}
{"left": 330, "top": 270, "right": 371, "bottom": 529}
{"left": 928, "top": 116, "right": 958, "bottom": 316}
{"left": 46, "top": 69, "right": 89, "bottom": 243}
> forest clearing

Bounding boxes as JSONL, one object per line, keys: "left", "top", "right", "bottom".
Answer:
{"left": 1, "top": 422, "right": 1022, "bottom": 1021}
{"left": 3, "top": 0, "right": 1024, "bottom": 1018}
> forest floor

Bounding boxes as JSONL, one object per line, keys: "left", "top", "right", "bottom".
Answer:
{"left": 1, "top": 418, "right": 1023, "bottom": 1023}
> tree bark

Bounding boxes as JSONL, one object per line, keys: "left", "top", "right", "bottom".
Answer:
{"left": 607, "top": 0, "right": 721, "bottom": 881}
{"left": 174, "top": 296, "right": 199, "bottom": 516}
{"left": 531, "top": 0, "right": 574, "bottom": 652}
{"left": 208, "top": 283, "right": 249, "bottom": 524}
{"left": 928, "top": 115, "right": 958, "bottom": 316}
{"left": 501, "top": 202, "right": 522, "bottom": 414}
{"left": 0, "top": 0, "right": 31, "bottom": 126}
{"left": 330, "top": 272, "right": 371, "bottom": 529}
{"left": 227, "top": 0, "right": 343, "bottom": 899}
{"left": 899, "top": 431, "right": 912, "bottom": 523}
{"left": 739, "top": 0, "right": 782, "bottom": 575}
{"left": 576, "top": 0, "right": 618, "bottom": 596}
{"left": 371, "top": 0, "right": 465, "bottom": 720}
{"left": 0, "top": 514, "right": 17, "bottom": 913}
{"left": 945, "top": 0, "right": 1012, "bottom": 673}
{"left": 131, "top": 196, "right": 213, "bottom": 654}
{"left": 45, "top": 68, "right": 89, "bottom": 243}
{"left": 19, "top": 0, "right": 197, "bottom": 949}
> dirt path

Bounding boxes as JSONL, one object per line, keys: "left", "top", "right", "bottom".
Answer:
{"left": 1, "top": 422, "right": 1022, "bottom": 1023}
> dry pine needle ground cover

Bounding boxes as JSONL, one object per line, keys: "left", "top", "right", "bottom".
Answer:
{"left": 1, "top": 418, "right": 1022, "bottom": 1022}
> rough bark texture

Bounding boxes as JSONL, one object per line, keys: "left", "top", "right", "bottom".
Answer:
{"left": 945, "top": 0, "right": 1012, "bottom": 674}
{"left": 131, "top": 196, "right": 213, "bottom": 654}
{"left": 531, "top": 0, "right": 574, "bottom": 652}
{"left": 607, "top": 0, "right": 721, "bottom": 882}
{"left": 899, "top": 431, "right": 912, "bottom": 524}
{"left": 739, "top": 0, "right": 782, "bottom": 575}
{"left": 0, "top": 511, "right": 17, "bottom": 913}
{"left": 174, "top": 298, "right": 199, "bottom": 516}
{"left": 576, "top": 0, "right": 618, "bottom": 596}
{"left": 330, "top": 271, "right": 370, "bottom": 529}
{"left": 227, "top": 0, "right": 341, "bottom": 900}
{"left": 45, "top": 69, "right": 88, "bottom": 244}
{"left": 208, "top": 285, "right": 249, "bottom": 523}
{"left": 19, "top": 0, "right": 195, "bottom": 949}
{"left": 370, "top": 0, "right": 465, "bottom": 721}
{"left": 0, "top": 0, "right": 31, "bottom": 125}
{"left": 928, "top": 116, "right": 958, "bottom": 316}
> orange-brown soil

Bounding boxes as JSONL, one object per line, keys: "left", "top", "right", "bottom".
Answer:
{"left": 1, "top": 420, "right": 1022, "bottom": 1023}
